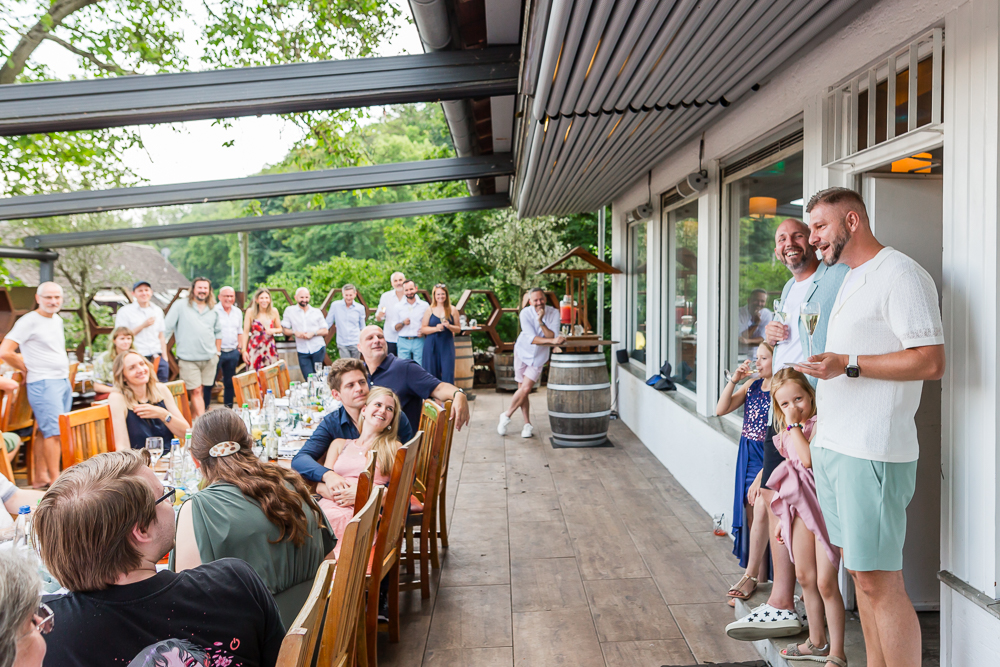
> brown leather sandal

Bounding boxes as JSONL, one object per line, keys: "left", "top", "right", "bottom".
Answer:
{"left": 726, "top": 574, "right": 758, "bottom": 600}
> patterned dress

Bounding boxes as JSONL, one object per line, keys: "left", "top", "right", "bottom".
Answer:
{"left": 732, "top": 378, "right": 769, "bottom": 567}
{"left": 247, "top": 318, "right": 278, "bottom": 371}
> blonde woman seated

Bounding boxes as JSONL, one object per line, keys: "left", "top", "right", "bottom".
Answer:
{"left": 92, "top": 326, "right": 136, "bottom": 399}
{"left": 109, "top": 351, "right": 189, "bottom": 452}
{"left": 174, "top": 409, "right": 335, "bottom": 626}
{"left": 317, "top": 386, "right": 402, "bottom": 556}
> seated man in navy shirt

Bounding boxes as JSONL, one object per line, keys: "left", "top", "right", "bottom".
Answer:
{"left": 292, "top": 357, "right": 413, "bottom": 490}
{"left": 358, "top": 325, "right": 470, "bottom": 432}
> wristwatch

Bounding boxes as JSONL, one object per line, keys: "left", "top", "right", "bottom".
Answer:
{"left": 845, "top": 354, "right": 860, "bottom": 378}
{"left": 165, "top": 413, "right": 172, "bottom": 424}
{"left": 453, "top": 388, "right": 466, "bottom": 398}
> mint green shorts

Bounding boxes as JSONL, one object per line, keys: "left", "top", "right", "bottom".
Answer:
{"left": 812, "top": 446, "right": 917, "bottom": 572}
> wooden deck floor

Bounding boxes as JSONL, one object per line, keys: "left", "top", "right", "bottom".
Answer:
{"left": 376, "top": 388, "right": 761, "bottom": 667}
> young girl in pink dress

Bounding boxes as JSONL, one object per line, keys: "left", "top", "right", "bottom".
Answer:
{"left": 768, "top": 368, "right": 846, "bottom": 667}
{"left": 317, "top": 387, "right": 402, "bottom": 557}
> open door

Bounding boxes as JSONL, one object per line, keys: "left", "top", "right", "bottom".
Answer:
{"left": 863, "top": 172, "right": 943, "bottom": 610}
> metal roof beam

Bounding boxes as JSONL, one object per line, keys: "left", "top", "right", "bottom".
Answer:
{"left": 0, "top": 154, "right": 513, "bottom": 221}
{"left": 0, "top": 47, "right": 519, "bottom": 136}
{"left": 23, "top": 195, "right": 509, "bottom": 249}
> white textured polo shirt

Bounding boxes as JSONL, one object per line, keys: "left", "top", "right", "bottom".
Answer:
{"left": 813, "top": 247, "right": 943, "bottom": 463}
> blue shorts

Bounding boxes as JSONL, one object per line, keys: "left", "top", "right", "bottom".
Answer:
{"left": 27, "top": 379, "right": 73, "bottom": 438}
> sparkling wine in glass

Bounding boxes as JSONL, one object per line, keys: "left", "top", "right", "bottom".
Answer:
{"left": 145, "top": 437, "right": 164, "bottom": 469}
{"left": 772, "top": 298, "right": 787, "bottom": 346}
{"left": 723, "top": 359, "right": 758, "bottom": 384}
{"left": 800, "top": 302, "right": 821, "bottom": 358}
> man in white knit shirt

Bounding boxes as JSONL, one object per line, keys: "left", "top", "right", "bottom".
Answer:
{"left": 796, "top": 188, "right": 944, "bottom": 667}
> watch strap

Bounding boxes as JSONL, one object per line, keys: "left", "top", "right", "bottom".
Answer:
{"left": 848, "top": 354, "right": 858, "bottom": 368}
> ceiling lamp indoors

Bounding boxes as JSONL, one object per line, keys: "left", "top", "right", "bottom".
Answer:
{"left": 514, "top": 0, "right": 866, "bottom": 217}
{"left": 749, "top": 196, "right": 778, "bottom": 218}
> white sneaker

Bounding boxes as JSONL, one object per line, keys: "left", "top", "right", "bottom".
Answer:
{"left": 497, "top": 412, "right": 512, "bottom": 435}
{"left": 521, "top": 423, "right": 534, "bottom": 438}
{"left": 725, "top": 603, "right": 802, "bottom": 641}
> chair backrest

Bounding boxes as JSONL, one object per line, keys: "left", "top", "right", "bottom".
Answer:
{"left": 163, "top": 380, "right": 191, "bottom": 423}
{"left": 0, "top": 436, "right": 14, "bottom": 482}
{"left": 352, "top": 452, "right": 378, "bottom": 518}
{"left": 277, "top": 359, "right": 291, "bottom": 396}
{"left": 435, "top": 399, "right": 456, "bottom": 496}
{"left": 233, "top": 369, "right": 262, "bottom": 407}
{"left": 257, "top": 362, "right": 284, "bottom": 397}
{"left": 68, "top": 361, "right": 79, "bottom": 389}
{"left": 275, "top": 560, "right": 335, "bottom": 667}
{"left": 2, "top": 371, "right": 33, "bottom": 432}
{"left": 413, "top": 401, "right": 446, "bottom": 503}
{"left": 370, "top": 433, "right": 422, "bottom": 583}
{"left": 59, "top": 405, "right": 115, "bottom": 468}
{"left": 316, "top": 487, "right": 383, "bottom": 667}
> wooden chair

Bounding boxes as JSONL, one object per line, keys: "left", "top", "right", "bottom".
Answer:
{"left": 0, "top": 433, "right": 14, "bottom": 482}
{"left": 353, "top": 452, "right": 378, "bottom": 518}
{"left": 277, "top": 359, "right": 291, "bottom": 396}
{"left": 364, "top": 433, "right": 422, "bottom": 666}
{"left": 59, "top": 405, "right": 115, "bottom": 468}
{"left": 1, "top": 371, "right": 37, "bottom": 486}
{"left": 433, "top": 403, "right": 458, "bottom": 567}
{"left": 233, "top": 369, "right": 262, "bottom": 407}
{"left": 275, "top": 489, "right": 382, "bottom": 667}
{"left": 257, "top": 362, "right": 286, "bottom": 398}
{"left": 164, "top": 380, "right": 191, "bottom": 424}
{"left": 402, "top": 400, "right": 449, "bottom": 598}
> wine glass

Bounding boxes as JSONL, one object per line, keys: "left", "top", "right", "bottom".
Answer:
{"left": 145, "top": 437, "right": 164, "bottom": 469}
{"left": 772, "top": 298, "right": 787, "bottom": 346}
{"left": 723, "top": 358, "right": 757, "bottom": 384}
{"left": 800, "top": 302, "right": 821, "bottom": 359}
{"left": 314, "top": 362, "right": 324, "bottom": 376}
{"left": 248, "top": 397, "right": 261, "bottom": 419}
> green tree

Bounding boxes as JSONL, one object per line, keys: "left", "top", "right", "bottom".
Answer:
{"left": 469, "top": 209, "right": 569, "bottom": 294}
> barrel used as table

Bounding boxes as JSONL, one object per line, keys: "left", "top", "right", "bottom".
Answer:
{"left": 455, "top": 337, "right": 474, "bottom": 390}
{"left": 547, "top": 351, "right": 611, "bottom": 447}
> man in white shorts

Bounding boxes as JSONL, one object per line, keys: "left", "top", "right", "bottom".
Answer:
{"left": 498, "top": 288, "right": 564, "bottom": 438}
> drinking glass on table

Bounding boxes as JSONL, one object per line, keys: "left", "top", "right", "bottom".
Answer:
{"left": 248, "top": 397, "right": 261, "bottom": 418}
{"left": 145, "top": 437, "right": 164, "bottom": 469}
{"left": 800, "top": 302, "right": 821, "bottom": 358}
{"left": 314, "top": 362, "right": 324, "bottom": 376}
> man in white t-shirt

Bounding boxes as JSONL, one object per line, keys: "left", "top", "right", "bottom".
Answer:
{"left": 796, "top": 188, "right": 944, "bottom": 667}
{"left": 727, "top": 219, "right": 848, "bottom": 642}
{"left": 0, "top": 282, "right": 72, "bottom": 486}
{"left": 390, "top": 281, "right": 429, "bottom": 365}
{"left": 375, "top": 272, "right": 406, "bottom": 356}
{"left": 497, "top": 288, "right": 564, "bottom": 439}
{"left": 115, "top": 280, "right": 168, "bottom": 381}
{"left": 737, "top": 289, "right": 772, "bottom": 361}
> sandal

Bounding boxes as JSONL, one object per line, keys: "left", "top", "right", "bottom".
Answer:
{"left": 824, "top": 658, "right": 847, "bottom": 667}
{"left": 782, "top": 639, "right": 829, "bottom": 662}
{"left": 726, "top": 574, "right": 758, "bottom": 600}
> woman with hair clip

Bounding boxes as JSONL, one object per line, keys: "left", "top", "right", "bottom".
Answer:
{"left": 173, "top": 409, "right": 335, "bottom": 626}
{"left": 420, "top": 283, "right": 461, "bottom": 382}
{"left": 317, "top": 386, "right": 402, "bottom": 556}
{"left": 242, "top": 288, "right": 282, "bottom": 371}
{"left": 109, "top": 351, "right": 190, "bottom": 452}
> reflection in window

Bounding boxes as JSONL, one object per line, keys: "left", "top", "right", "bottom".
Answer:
{"left": 728, "top": 151, "right": 804, "bottom": 376}
{"left": 665, "top": 202, "right": 698, "bottom": 391}
{"left": 628, "top": 221, "right": 647, "bottom": 363}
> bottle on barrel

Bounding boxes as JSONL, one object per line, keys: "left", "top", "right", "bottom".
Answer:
{"left": 560, "top": 295, "right": 573, "bottom": 336}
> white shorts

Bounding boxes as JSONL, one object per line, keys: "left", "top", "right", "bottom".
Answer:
{"left": 513, "top": 354, "right": 543, "bottom": 383}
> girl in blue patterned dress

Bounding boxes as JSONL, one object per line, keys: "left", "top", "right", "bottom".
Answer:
{"left": 716, "top": 341, "right": 773, "bottom": 604}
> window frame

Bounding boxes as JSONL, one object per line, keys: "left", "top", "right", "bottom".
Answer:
{"left": 661, "top": 195, "right": 701, "bottom": 401}
{"left": 626, "top": 216, "right": 648, "bottom": 368}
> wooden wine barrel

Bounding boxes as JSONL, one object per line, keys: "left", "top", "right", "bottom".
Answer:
{"left": 547, "top": 351, "right": 611, "bottom": 447}
{"left": 455, "top": 337, "right": 474, "bottom": 389}
{"left": 494, "top": 352, "right": 537, "bottom": 392}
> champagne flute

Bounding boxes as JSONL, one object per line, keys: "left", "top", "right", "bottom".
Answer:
{"left": 145, "top": 437, "right": 164, "bottom": 470}
{"left": 772, "top": 298, "right": 787, "bottom": 347}
{"left": 800, "top": 302, "right": 821, "bottom": 359}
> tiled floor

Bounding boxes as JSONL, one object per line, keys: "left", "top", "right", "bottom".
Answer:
{"left": 377, "top": 389, "right": 761, "bottom": 667}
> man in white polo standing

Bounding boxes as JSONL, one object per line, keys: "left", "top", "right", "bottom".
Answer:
{"left": 796, "top": 187, "right": 944, "bottom": 667}
{"left": 281, "top": 287, "right": 329, "bottom": 381}
{"left": 115, "top": 279, "right": 168, "bottom": 381}
{"left": 375, "top": 271, "right": 406, "bottom": 356}
{"left": 0, "top": 282, "right": 71, "bottom": 486}
{"left": 498, "top": 288, "right": 564, "bottom": 439}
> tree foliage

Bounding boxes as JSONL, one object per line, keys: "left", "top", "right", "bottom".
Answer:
{"left": 469, "top": 209, "right": 569, "bottom": 294}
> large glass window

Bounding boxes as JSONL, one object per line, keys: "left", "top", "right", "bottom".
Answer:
{"left": 627, "top": 220, "right": 647, "bottom": 363}
{"left": 663, "top": 201, "right": 699, "bottom": 391}
{"left": 726, "top": 151, "right": 804, "bottom": 375}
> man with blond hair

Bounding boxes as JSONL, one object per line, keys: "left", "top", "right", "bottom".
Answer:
{"left": 34, "top": 450, "right": 284, "bottom": 666}
{"left": 0, "top": 282, "right": 71, "bottom": 486}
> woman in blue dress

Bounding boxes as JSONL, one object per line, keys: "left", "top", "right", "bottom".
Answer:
{"left": 420, "top": 284, "right": 462, "bottom": 382}
{"left": 715, "top": 342, "right": 773, "bottom": 605}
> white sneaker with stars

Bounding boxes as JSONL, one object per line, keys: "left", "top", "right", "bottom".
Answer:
{"left": 725, "top": 603, "right": 802, "bottom": 641}
{"left": 497, "top": 412, "right": 512, "bottom": 436}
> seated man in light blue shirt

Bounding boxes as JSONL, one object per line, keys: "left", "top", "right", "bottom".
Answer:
{"left": 325, "top": 283, "right": 366, "bottom": 360}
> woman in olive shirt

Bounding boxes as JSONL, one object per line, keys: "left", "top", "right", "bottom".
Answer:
{"left": 173, "top": 409, "right": 335, "bottom": 625}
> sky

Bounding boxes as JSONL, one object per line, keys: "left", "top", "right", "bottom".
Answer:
{"left": 25, "top": 1, "right": 425, "bottom": 188}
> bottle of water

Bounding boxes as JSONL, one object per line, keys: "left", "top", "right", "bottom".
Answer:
{"left": 264, "top": 390, "right": 278, "bottom": 461}
{"left": 241, "top": 403, "right": 252, "bottom": 434}
{"left": 169, "top": 438, "right": 181, "bottom": 484}
{"left": 13, "top": 505, "right": 31, "bottom": 548}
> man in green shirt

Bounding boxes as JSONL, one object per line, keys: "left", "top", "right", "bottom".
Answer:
{"left": 165, "top": 277, "right": 222, "bottom": 417}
